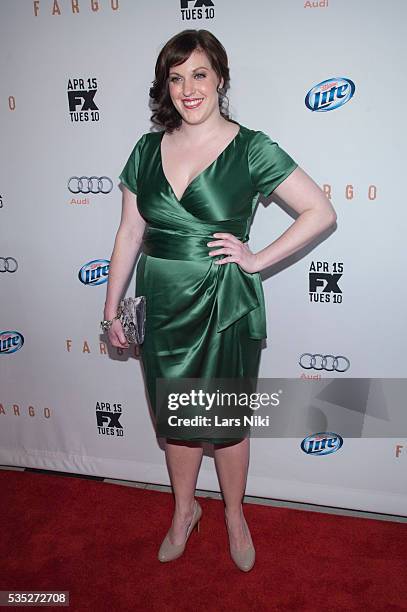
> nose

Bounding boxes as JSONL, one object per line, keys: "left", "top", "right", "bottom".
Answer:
{"left": 182, "top": 77, "right": 195, "bottom": 97}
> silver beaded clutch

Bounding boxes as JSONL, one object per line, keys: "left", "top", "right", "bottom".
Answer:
{"left": 117, "top": 296, "right": 146, "bottom": 344}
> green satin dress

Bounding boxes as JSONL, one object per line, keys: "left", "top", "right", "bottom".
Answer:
{"left": 119, "top": 122, "right": 298, "bottom": 444}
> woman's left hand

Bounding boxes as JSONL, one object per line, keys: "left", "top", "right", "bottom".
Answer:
{"left": 207, "top": 232, "right": 260, "bottom": 273}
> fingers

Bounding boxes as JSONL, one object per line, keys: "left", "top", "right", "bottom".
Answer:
{"left": 117, "top": 331, "right": 128, "bottom": 345}
{"left": 107, "top": 322, "right": 129, "bottom": 349}
{"left": 209, "top": 245, "right": 241, "bottom": 266}
{"left": 207, "top": 232, "right": 248, "bottom": 267}
{"left": 214, "top": 255, "right": 238, "bottom": 265}
{"left": 109, "top": 336, "right": 129, "bottom": 349}
{"left": 208, "top": 246, "right": 238, "bottom": 257}
{"left": 212, "top": 232, "right": 241, "bottom": 243}
{"left": 206, "top": 233, "right": 257, "bottom": 270}
{"left": 207, "top": 232, "right": 242, "bottom": 249}
{"left": 116, "top": 332, "right": 129, "bottom": 348}
{"left": 207, "top": 233, "right": 245, "bottom": 259}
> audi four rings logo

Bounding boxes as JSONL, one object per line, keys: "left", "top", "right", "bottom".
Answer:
{"left": 68, "top": 176, "right": 113, "bottom": 194}
{"left": 0, "top": 257, "right": 18, "bottom": 272}
{"left": 299, "top": 353, "right": 350, "bottom": 372}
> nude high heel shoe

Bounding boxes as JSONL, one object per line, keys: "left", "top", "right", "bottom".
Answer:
{"left": 158, "top": 499, "right": 202, "bottom": 563}
{"left": 225, "top": 510, "right": 255, "bottom": 572}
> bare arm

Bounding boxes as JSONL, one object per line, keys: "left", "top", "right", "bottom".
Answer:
{"left": 104, "top": 186, "right": 146, "bottom": 321}
{"left": 254, "top": 166, "right": 337, "bottom": 271}
{"left": 208, "top": 166, "right": 337, "bottom": 272}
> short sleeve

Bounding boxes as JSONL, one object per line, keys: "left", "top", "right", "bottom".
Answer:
{"left": 248, "top": 131, "right": 298, "bottom": 198}
{"left": 119, "top": 133, "right": 147, "bottom": 195}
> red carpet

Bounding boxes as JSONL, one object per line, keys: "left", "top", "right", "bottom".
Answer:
{"left": 0, "top": 469, "right": 406, "bottom": 612}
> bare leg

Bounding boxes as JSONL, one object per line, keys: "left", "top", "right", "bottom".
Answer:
{"left": 164, "top": 439, "right": 204, "bottom": 545}
{"left": 214, "top": 437, "right": 251, "bottom": 550}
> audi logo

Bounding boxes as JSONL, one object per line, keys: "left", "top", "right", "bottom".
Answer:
{"left": 299, "top": 353, "right": 350, "bottom": 372}
{"left": 68, "top": 176, "right": 113, "bottom": 194}
{"left": 0, "top": 257, "right": 18, "bottom": 273}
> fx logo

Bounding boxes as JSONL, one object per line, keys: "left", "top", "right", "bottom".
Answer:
{"left": 68, "top": 89, "right": 97, "bottom": 112}
{"left": 96, "top": 411, "right": 123, "bottom": 429}
{"left": 67, "top": 78, "right": 98, "bottom": 112}
{"left": 309, "top": 273, "right": 342, "bottom": 293}
{"left": 309, "top": 261, "right": 343, "bottom": 297}
{"left": 67, "top": 78, "right": 100, "bottom": 122}
{"left": 180, "top": 0, "right": 214, "bottom": 6}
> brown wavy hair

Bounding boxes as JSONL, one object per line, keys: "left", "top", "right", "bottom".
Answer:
{"left": 149, "top": 29, "right": 232, "bottom": 133}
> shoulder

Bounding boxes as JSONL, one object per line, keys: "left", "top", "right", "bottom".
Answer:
{"left": 143, "top": 130, "right": 162, "bottom": 142}
{"left": 125, "top": 131, "right": 158, "bottom": 160}
{"left": 139, "top": 130, "right": 163, "bottom": 152}
{"left": 134, "top": 131, "right": 150, "bottom": 148}
{"left": 131, "top": 130, "right": 160, "bottom": 148}
{"left": 241, "top": 125, "right": 275, "bottom": 145}
{"left": 237, "top": 125, "right": 278, "bottom": 154}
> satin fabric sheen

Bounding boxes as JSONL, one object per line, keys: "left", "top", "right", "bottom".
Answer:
{"left": 119, "top": 122, "right": 298, "bottom": 443}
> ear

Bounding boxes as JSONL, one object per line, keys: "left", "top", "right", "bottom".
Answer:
{"left": 218, "top": 77, "right": 224, "bottom": 90}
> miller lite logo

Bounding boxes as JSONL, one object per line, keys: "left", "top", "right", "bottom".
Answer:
{"left": 78, "top": 259, "right": 109, "bottom": 286}
{"left": 305, "top": 77, "right": 355, "bottom": 112}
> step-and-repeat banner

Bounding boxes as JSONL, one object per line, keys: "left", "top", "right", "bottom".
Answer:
{"left": 1, "top": 0, "right": 406, "bottom": 515}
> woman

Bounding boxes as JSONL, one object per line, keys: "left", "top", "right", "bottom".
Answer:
{"left": 103, "top": 29, "right": 336, "bottom": 572}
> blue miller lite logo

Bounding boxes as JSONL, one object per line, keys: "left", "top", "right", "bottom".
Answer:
{"left": 78, "top": 259, "right": 110, "bottom": 286}
{"left": 301, "top": 432, "right": 343, "bottom": 455}
{"left": 305, "top": 78, "right": 355, "bottom": 112}
{"left": 0, "top": 331, "right": 24, "bottom": 354}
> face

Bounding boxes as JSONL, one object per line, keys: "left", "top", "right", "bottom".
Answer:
{"left": 168, "top": 48, "right": 224, "bottom": 125}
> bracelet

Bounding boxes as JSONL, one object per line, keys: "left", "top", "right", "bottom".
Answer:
{"left": 100, "top": 310, "right": 121, "bottom": 332}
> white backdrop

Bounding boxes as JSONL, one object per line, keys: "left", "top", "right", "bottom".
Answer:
{"left": 1, "top": 0, "right": 406, "bottom": 515}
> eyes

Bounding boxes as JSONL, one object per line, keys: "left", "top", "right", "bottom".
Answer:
{"left": 169, "top": 73, "right": 207, "bottom": 83}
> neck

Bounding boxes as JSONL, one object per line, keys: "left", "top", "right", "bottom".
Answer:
{"left": 175, "top": 114, "right": 233, "bottom": 145}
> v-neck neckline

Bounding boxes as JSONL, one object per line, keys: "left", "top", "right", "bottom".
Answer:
{"left": 159, "top": 122, "right": 241, "bottom": 202}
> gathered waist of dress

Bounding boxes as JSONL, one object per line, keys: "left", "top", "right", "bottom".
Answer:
{"left": 140, "top": 225, "right": 267, "bottom": 340}
{"left": 142, "top": 225, "right": 249, "bottom": 260}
